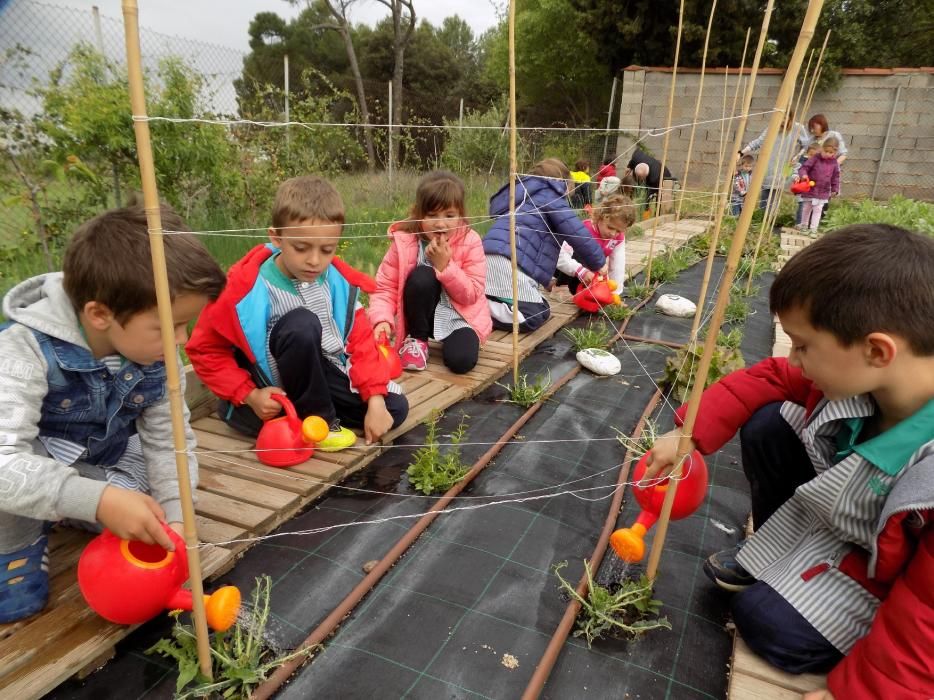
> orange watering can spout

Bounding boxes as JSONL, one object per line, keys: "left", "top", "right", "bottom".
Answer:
{"left": 167, "top": 585, "right": 242, "bottom": 631}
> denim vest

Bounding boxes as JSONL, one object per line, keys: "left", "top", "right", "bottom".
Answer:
{"left": 32, "top": 330, "right": 166, "bottom": 466}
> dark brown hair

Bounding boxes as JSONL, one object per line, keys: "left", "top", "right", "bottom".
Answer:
{"left": 770, "top": 224, "right": 934, "bottom": 354}
{"left": 398, "top": 170, "right": 466, "bottom": 233}
{"left": 529, "top": 158, "right": 571, "bottom": 180}
{"left": 574, "top": 159, "right": 590, "bottom": 172}
{"left": 808, "top": 114, "right": 829, "bottom": 133}
{"left": 619, "top": 173, "right": 637, "bottom": 198}
{"left": 63, "top": 203, "right": 226, "bottom": 323}
{"left": 272, "top": 175, "right": 345, "bottom": 231}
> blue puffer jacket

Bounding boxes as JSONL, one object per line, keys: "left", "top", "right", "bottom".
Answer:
{"left": 483, "top": 176, "right": 606, "bottom": 286}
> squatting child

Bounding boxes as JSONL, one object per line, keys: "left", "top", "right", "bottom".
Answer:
{"left": 483, "top": 158, "right": 606, "bottom": 332}
{"left": 646, "top": 225, "right": 934, "bottom": 699}
{"left": 0, "top": 203, "right": 226, "bottom": 622}
{"left": 368, "top": 171, "right": 491, "bottom": 374}
{"left": 187, "top": 176, "right": 409, "bottom": 450}
{"left": 797, "top": 137, "right": 841, "bottom": 236}
{"left": 731, "top": 154, "right": 755, "bottom": 216}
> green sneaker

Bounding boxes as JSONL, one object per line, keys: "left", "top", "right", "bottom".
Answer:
{"left": 316, "top": 424, "right": 357, "bottom": 452}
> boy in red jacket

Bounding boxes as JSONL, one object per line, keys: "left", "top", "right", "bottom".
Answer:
{"left": 187, "top": 176, "right": 408, "bottom": 449}
{"left": 646, "top": 224, "right": 934, "bottom": 700}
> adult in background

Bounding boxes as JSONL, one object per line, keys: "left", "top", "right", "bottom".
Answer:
{"left": 740, "top": 111, "right": 810, "bottom": 218}
{"left": 807, "top": 114, "right": 849, "bottom": 221}
{"left": 627, "top": 147, "right": 676, "bottom": 211}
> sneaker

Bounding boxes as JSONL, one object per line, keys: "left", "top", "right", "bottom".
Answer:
{"left": 795, "top": 224, "right": 808, "bottom": 232}
{"left": 702, "top": 542, "right": 755, "bottom": 592}
{"left": 399, "top": 336, "right": 428, "bottom": 371}
{"left": 0, "top": 534, "right": 50, "bottom": 623}
{"left": 316, "top": 421, "right": 357, "bottom": 452}
{"left": 807, "top": 229, "right": 819, "bottom": 238}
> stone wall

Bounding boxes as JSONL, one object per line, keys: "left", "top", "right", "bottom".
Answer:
{"left": 615, "top": 67, "right": 933, "bottom": 202}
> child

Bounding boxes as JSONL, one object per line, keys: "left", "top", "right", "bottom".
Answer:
{"left": 0, "top": 203, "right": 226, "bottom": 622}
{"left": 568, "top": 159, "right": 592, "bottom": 212}
{"left": 368, "top": 171, "right": 491, "bottom": 374}
{"left": 595, "top": 157, "right": 617, "bottom": 183}
{"left": 797, "top": 137, "right": 841, "bottom": 236}
{"left": 731, "top": 154, "right": 755, "bottom": 216}
{"left": 483, "top": 158, "right": 606, "bottom": 332}
{"left": 187, "top": 176, "right": 409, "bottom": 449}
{"left": 794, "top": 141, "right": 821, "bottom": 229}
{"left": 556, "top": 193, "right": 635, "bottom": 296}
{"left": 645, "top": 225, "right": 934, "bottom": 698}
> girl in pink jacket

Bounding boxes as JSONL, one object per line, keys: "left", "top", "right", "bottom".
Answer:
{"left": 368, "top": 171, "right": 492, "bottom": 374}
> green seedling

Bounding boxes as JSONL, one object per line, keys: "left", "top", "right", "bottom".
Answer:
{"left": 496, "top": 371, "right": 552, "bottom": 408}
{"left": 406, "top": 410, "right": 470, "bottom": 494}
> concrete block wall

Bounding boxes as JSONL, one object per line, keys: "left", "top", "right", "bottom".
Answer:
{"left": 615, "top": 68, "right": 934, "bottom": 202}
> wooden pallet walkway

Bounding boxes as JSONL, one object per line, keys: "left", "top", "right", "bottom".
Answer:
{"left": 0, "top": 217, "right": 706, "bottom": 699}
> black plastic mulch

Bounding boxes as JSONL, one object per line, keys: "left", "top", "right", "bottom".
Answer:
{"left": 48, "top": 261, "right": 774, "bottom": 700}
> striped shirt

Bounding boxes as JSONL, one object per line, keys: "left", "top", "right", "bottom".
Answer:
{"left": 736, "top": 396, "right": 907, "bottom": 652}
{"left": 416, "top": 241, "right": 469, "bottom": 341}
{"left": 484, "top": 254, "right": 543, "bottom": 304}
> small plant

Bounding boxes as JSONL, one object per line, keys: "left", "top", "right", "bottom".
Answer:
{"left": 663, "top": 338, "right": 745, "bottom": 402}
{"left": 724, "top": 292, "right": 750, "bottom": 325}
{"left": 614, "top": 417, "right": 660, "bottom": 456}
{"left": 496, "top": 371, "right": 552, "bottom": 408}
{"left": 601, "top": 303, "right": 633, "bottom": 323}
{"left": 146, "top": 576, "right": 315, "bottom": 699}
{"left": 717, "top": 327, "right": 744, "bottom": 350}
{"left": 406, "top": 410, "right": 470, "bottom": 494}
{"left": 627, "top": 224, "right": 644, "bottom": 240}
{"left": 626, "top": 282, "right": 655, "bottom": 301}
{"left": 564, "top": 320, "right": 613, "bottom": 351}
{"left": 554, "top": 560, "right": 671, "bottom": 647}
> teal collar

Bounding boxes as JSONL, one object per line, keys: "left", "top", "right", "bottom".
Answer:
{"left": 261, "top": 254, "right": 328, "bottom": 292}
{"left": 852, "top": 398, "right": 934, "bottom": 476}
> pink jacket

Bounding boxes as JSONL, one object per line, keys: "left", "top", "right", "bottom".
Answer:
{"left": 367, "top": 223, "right": 492, "bottom": 348}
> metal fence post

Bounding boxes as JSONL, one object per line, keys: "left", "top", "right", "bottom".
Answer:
{"left": 871, "top": 84, "right": 901, "bottom": 200}
{"left": 284, "top": 53, "right": 290, "bottom": 159}
{"left": 388, "top": 80, "right": 393, "bottom": 188}
{"left": 602, "top": 75, "right": 618, "bottom": 162}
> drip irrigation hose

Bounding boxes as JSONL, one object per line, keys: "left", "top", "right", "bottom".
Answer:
{"left": 619, "top": 333, "right": 687, "bottom": 350}
{"left": 251, "top": 298, "right": 652, "bottom": 699}
{"left": 521, "top": 388, "right": 663, "bottom": 700}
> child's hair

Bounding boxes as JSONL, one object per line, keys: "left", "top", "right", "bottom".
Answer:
{"left": 398, "top": 170, "right": 466, "bottom": 233}
{"left": 619, "top": 173, "right": 637, "bottom": 198}
{"left": 529, "top": 158, "right": 571, "bottom": 180}
{"left": 739, "top": 154, "right": 755, "bottom": 167}
{"left": 591, "top": 194, "right": 636, "bottom": 229}
{"left": 602, "top": 157, "right": 615, "bottom": 166}
{"left": 574, "top": 159, "right": 590, "bottom": 172}
{"left": 63, "top": 202, "right": 226, "bottom": 323}
{"left": 806, "top": 140, "right": 821, "bottom": 153}
{"left": 770, "top": 224, "right": 934, "bottom": 354}
{"left": 822, "top": 136, "right": 839, "bottom": 149}
{"left": 272, "top": 175, "right": 345, "bottom": 232}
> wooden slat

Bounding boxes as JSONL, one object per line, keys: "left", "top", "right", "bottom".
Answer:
{"left": 194, "top": 489, "right": 275, "bottom": 531}
{"left": 198, "top": 466, "right": 300, "bottom": 512}
{"left": 197, "top": 452, "right": 323, "bottom": 496}
{"left": 730, "top": 639, "right": 826, "bottom": 693}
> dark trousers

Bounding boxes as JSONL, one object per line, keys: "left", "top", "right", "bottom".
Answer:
{"left": 221, "top": 308, "right": 409, "bottom": 437}
{"left": 732, "top": 402, "right": 842, "bottom": 674}
{"left": 488, "top": 296, "right": 551, "bottom": 333}
{"left": 554, "top": 270, "right": 581, "bottom": 295}
{"left": 403, "top": 266, "right": 480, "bottom": 374}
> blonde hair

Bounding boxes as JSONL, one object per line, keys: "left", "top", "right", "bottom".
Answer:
{"left": 592, "top": 194, "right": 636, "bottom": 229}
{"left": 822, "top": 136, "right": 840, "bottom": 149}
{"left": 272, "top": 176, "right": 345, "bottom": 231}
{"left": 529, "top": 158, "right": 571, "bottom": 180}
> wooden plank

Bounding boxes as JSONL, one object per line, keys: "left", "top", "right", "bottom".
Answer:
{"left": 730, "top": 639, "right": 826, "bottom": 694}
{"left": 729, "top": 673, "right": 809, "bottom": 700}
{"left": 198, "top": 466, "right": 300, "bottom": 512}
{"left": 195, "top": 514, "right": 249, "bottom": 547}
{"left": 197, "top": 452, "right": 322, "bottom": 496}
{"left": 194, "top": 489, "right": 275, "bottom": 531}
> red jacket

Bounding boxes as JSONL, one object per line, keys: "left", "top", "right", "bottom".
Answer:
{"left": 187, "top": 245, "right": 392, "bottom": 405}
{"left": 595, "top": 163, "right": 617, "bottom": 183}
{"left": 676, "top": 357, "right": 934, "bottom": 699}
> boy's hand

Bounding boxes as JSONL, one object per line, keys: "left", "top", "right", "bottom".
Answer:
{"left": 373, "top": 322, "right": 392, "bottom": 342}
{"left": 96, "top": 486, "right": 175, "bottom": 550}
{"left": 641, "top": 429, "right": 697, "bottom": 481}
{"left": 245, "top": 386, "right": 286, "bottom": 421}
{"left": 426, "top": 236, "right": 452, "bottom": 272}
{"left": 364, "top": 395, "right": 394, "bottom": 445}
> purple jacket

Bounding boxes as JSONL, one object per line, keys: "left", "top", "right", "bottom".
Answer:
{"left": 798, "top": 155, "right": 840, "bottom": 201}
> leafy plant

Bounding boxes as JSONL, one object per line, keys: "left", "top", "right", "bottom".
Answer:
{"left": 627, "top": 223, "right": 644, "bottom": 240}
{"left": 601, "top": 303, "right": 633, "bottom": 323}
{"left": 724, "top": 292, "right": 750, "bottom": 325}
{"left": 554, "top": 560, "right": 671, "bottom": 647}
{"left": 717, "top": 328, "right": 744, "bottom": 350}
{"left": 146, "top": 576, "right": 314, "bottom": 699}
{"left": 496, "top": 371, "right": 552, "bottom": 408}
{"left": 626, "top": 282, "right": 655, "bottom": 301}
{"left": 406, "top": 410, "right": 471, "bottom": 494}
{"left": 663, "top": 338, "right": 745, "bottom": 402}
{"left": 823, "top": 195, "right": 934, "bottom": 235}
{"left": 645, "top": 246, "right": 699, "bottom": 284}
{"left": 564, "top": 320, "right": 613, "bottom": 351}
{"left": 614, "top": 417, "right": 661, "bottom": 456}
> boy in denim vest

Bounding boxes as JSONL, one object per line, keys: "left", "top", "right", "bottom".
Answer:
{"left": 0, "top": 203, "right": 225, "bottom": 623}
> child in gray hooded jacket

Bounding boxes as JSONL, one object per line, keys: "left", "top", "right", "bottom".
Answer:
{"left": 0, "top": 203, "right": 225, "bottom": 623}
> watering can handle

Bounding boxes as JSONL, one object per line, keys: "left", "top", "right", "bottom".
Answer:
{"left": 378, "top": 331, "right": 390, "bottom": 346}
{"left": 270, "top": 393, "right": 300, "bottom": 422}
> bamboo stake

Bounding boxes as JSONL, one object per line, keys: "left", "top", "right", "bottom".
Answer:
{"left": 673, "top": 0, "right": 718, "bottom": 225}
{"left": 647, "top": 0, "right": 826, "bottom": 582}
{"left": 644, "top": 0, "right": 685, "bottom": 285}
{"left": 688, "top": 23, "right": 756, "bottom": 343}
{"left": 120, "top": 0, "right": 212, "bottom": 678}
{"left": 803, "top": 31, "right": 831, "bottom": 117}
{"left": 508, "top": 0, "right": 519, "bottom": 385}
{"left": 714, "top": 65, "right": 732, "bottom": 209}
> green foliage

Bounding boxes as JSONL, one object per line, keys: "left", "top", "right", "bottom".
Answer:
{"left": 626, "top": 283, "right": 655, "bottom": 302}
{"left": 717, "top": 328, "right": 744, "bottom": 350}
{"left": 564, "top": 320, "right": 613, "bottom": 351}
{"left": 601, "top": 303, "right": 633, "bottom": 323}
{"left": 442, "top": 102, "right": 516, "bottom": 174}
{"left": 496, "top": 371, "right": 552, "bottom": 408}
{"left": 663, "top": 339, "right": 745, "bottom": 403}
{"left": 406, "top": 410, "right": 470, "bottom": 495}
{"left": 627, "top": 224, "right": 644, "bottom": 240}
{"left": 615, "top": 417, "right": 660, "bottom": 456}
{"left": 724, "top": 291, "right": 750, "bottom": 325}
{"left": 146, "top": 576, "right": 314, "bottom": 699}
{"left": 823, "top": 195, "right": 934, "bottom": 236}
{"left": 646, "top": 246, "right": 699, "bottom": 284}
{"left": 554, "top": 560, "right": 671, "bottom": 648}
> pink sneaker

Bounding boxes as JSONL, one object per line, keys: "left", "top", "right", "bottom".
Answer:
{"left": 399, "top": 336, "right": 428, "bottom": 371}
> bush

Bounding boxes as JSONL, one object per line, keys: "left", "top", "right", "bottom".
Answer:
{"left": 823, "top": 195, "right": 934, "bottom": 235}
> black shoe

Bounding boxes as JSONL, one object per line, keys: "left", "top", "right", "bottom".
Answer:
{"left": 703, "top": 542, "right": 755, "bottom": 592}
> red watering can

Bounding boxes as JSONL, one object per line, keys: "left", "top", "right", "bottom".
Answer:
{"left": 790, "top": 179, "right": 815, "bottom": 195}
{"left": 78, "top": 522, "right": 241, "bottom": 631}
{"left": 255, "top": 394, "right": 329, "bottom": 468}
{"left": 610, "top": 449, "right": 708, "bottom": 562}
{"left": 573, "top": 276, "right": 623, "bottom": 313}
{"left": 377, "top": 332, "right": 403, "bottom": 379}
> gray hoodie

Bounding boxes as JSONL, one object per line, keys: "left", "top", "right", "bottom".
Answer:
{"left": 0, "top": 273, "right": 196, "bottom": 525}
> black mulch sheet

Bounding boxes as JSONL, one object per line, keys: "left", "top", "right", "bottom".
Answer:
{"left": 48, "top": 261, "right": 774, "bottom": 700}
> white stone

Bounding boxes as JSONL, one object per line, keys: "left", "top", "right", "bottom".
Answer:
{"left": 576, "top": 348, "right": 622, "bottom": 376}
{"left": 656, "top": 294, "right": 697, "bottom": 318}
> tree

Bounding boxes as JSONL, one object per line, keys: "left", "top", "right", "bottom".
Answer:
{"left": 375, "top": 0, "right": 416, "bottom": 165}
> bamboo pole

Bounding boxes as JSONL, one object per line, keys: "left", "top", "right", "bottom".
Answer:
{"left": 673, "top": 0, "right": 718, "bottom": 225}
{"left": 714, "top": 65, "right": 732, "bottom": 210}
{"left": 647, "top": 0, "right": 826, "bottom": 582}
{"left": 508, "top": 0, "right": 520, "bottom": 385}
{"left": 688, "top": 22, "right": 757, "bottom": 343}
{"left": 120, "top": 0, "right": 213, "bottom": 679}
{"left": 803, "top": 31, "right": 831, "bottom": 117}
{"left": 643, "top": 0, "right": 685, "bottom": 286}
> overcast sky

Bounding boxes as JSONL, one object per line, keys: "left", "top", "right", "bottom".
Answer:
{"left": 46, "top": 0, "right": 503, "bottom": 52}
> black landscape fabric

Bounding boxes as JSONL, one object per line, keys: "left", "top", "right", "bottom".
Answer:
{"left": 48, "top": 261, "right": 774, "bottom": 700}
